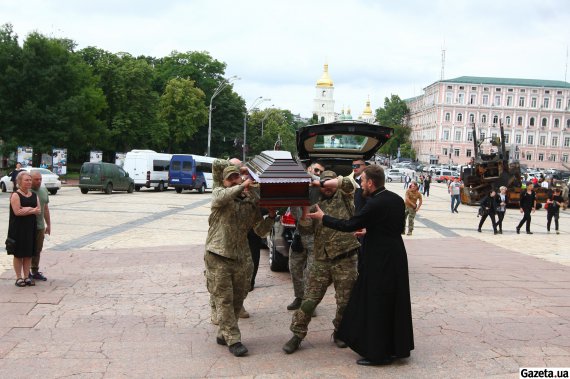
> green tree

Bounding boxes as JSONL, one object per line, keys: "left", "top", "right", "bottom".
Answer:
{"left": 375, "top": 95, "right": 412, "bottom": 158}
{"left": 247, "top": 109, "right": 299, "bottom": 156}
{"left": 156, "top": 77, "right": 208, "bottom": 153}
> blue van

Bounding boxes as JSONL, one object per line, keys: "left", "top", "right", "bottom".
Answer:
{"left": 168, "top": 154, "right": 215, "bottom": 193}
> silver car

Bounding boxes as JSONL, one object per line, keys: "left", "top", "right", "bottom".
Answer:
{"left": 1, "top": 167, "right": 62, "bottom": 195}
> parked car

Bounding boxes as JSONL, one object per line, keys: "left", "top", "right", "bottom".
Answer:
{"left": 168, "top": 154, "right": 215, "bottom": 193}
{"left": 78, "top": 162, "right": 135, "bottom": 194}
{"left": 264, "top": 120, "right": 393, "bottom": 272}
{"left": 433, "top": 169, "right": 459, "bottom": 183}
{"left": 1, "top": 167, "right": 61, "bottom": 195}
{"left": 386, "top": 172, "right": 405, "bottom": 182}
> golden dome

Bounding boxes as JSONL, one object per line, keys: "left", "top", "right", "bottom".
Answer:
{"left": 362, "top": 98, "right": 373, "bottom": 116}
{"left": 316, "top": 64, "right": 334, "bottom": 87}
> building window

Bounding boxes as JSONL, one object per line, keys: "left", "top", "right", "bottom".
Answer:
{"left": 538, "top": 153, "right": 544, "bottom": 161}
{"left": 482, "top": 114, "right": 487, "bottom": 123}
{"left": 551, "top": 154, "right": 556, "bottom": 162}
{"left": 543, "top": 98, "right": 550, "bottom": 108}
{"left": 556, "top": 98, "right": 562, "bottom": 109}
{"left": 467, "top": 149, "right": 472, "bottom": 157}
{"left": 528, "top": 135, "right": 534, "bottom": 145}
{"left": 445, "top": 112, "right": 451, "bottom": 122}
{"left": 494, "top": 95, "right": 501, "bottom": 106}
{"left": 442, "top": 148, "right": 448, "bottom": 156}
{"left": 506, "top": 96, "right": 513, "bottom": 106}
{"left": 531, "top": 97, "right": 537, "bottom": 107}
{"left": 542, "top": 118, "right": 547, "bottom": 127}
{"left": 530, "top": 117, "right": 535, "bottom": 126}
{"left": 447, "top": 85, "right": 453, "bottom": 89}
{"left": 563, "top": 154, "right": 569, "bottom": 163}
{"left": 517, "top": 116, "right": 523, "bottom": 126}
{"left": 454, "top": 149, "right": 460, "bottom": 157}
{"left": 504, "top": 134, "right": 510, "bottom": 143}
{"left": 470, "top": 94, "right": 476, "bottom": 104}
{"left": 483, "top": 87, "right": 489, "bottom": 92}
{"left": 455, "top": 130, "right": 462, "bottom": 141}
{"left": 515, "top": 134, "right": 522, "bottom": 144}
{"left": 519, "top": 97, "right": 525, "bottom": 107}
{"left": 482, "top": 95, "right": 489, "bottom": 105}
{"left": 567, "top": 119, "right": 570, "bottom": 128}
{"left": 554, "top": 119, "right": 560, "bottom": 128}
{"left": 493, "top": 115, "right": 499, "bottom": 124}
{"left": 458, "top": 93, "right": 465, "bottom": 104}
{"left": 467, "top": 131, "right": 473, "bottom": 141}
{"left": 446, "top": 92, "right": 453, "bottom": 104}
{"left": 564, "top": 137, "right": 570, "bottom": 147}
{"left": 469, "top": 113, "right": 475, "bottom": 123}
{"left": 515, "top": 152, "right": 520, "bottom": 160}
{"left": 457, "top": 113, "right": 463, "bottom": 122}
{"left": 520, "top": 89, "right": 526, "bottom": 93}
{"left": 480, "top": 132, "right": 486, "bottom": 140}
{"left": 443, "top": 130, "right": 450, "bottom": 141}
{"left": 539, "top": 135, "right": 546, "bottom": 146}
{"left": 552, "top": 136, "right": 558, "bottom": 147}
{"left": 526, "top": 152, "right": 532, "bottom": 161}
{"left": 506, "top": 116, "right": 511, "bottom": 125}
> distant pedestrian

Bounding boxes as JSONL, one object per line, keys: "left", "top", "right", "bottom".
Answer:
{"left": 30, "top": 170, "right": 51, "bottom": 281}
{"left": 477, "top": 189, "right": 498, "bottom": 234}
{"left": 516, "top": 183, "right": 536, "bottom": 234}
{"left": 403, "top": 174, "right": 411, "bottom": 189}
{"left": 448, "top": 177, "right": 463, "bottom": 213}
{"left": 423, "top": 175, "right": 431, "bottom": 197}
{"left": 495, "top": 186, "right": 508, "bottom": 234}
{"left": 9, "top": 162, "right": 24, "bottom": 192}
{"left": 546, "top": 187, "right": 563, "bottom": 234}
{"left": 403, "top": 181, "right": 422, "bottom": 236}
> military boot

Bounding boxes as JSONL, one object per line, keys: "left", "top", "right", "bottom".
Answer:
{"left": 287, "top": 297, "right": 302, "bottom": 310}
{"left": 332, "top": 332, "right": 347, "bottom": 348}
{"left": 282, "top": 335, "right": 302, "bottom": 354}
{"left": 239, "top": 306, "right": 250, "bottom": 318}
{"left": 228, "top": 342, "right": 248, "bottom": 357}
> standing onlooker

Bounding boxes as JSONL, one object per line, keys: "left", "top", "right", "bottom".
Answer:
{"left": 423, "top": 175, "right": 431, "bottom": 197}
{"left": 448, "top": 177, "right": 463, "bottom": 213}
{"left": 349, "top": 159, "right": 368, "bottom": 213}
{"left": 546, "top": 187, "right": 563, "bottom": 234}
{"left": 495, "top": 186, "right": 508, "bottom": 234}
{"left": 7, "top": 171, "right": 40, "bottom": 287}
{"left": 30, "top": 170, "right": 51, "bottom": 281}
{"left": 9, "top": 162, "right": 24, "bottom": 192}
{"left": 516, "top": 182, "right": 537, "bottom": 234}
{"left": 477, "top": 189, "right": 498, "bottom": 234}
{"left": 403, "top": 181, "right": 422, "bottom": 236}
{"left": 403, "top": 174, "right": 411, "bottom": 189}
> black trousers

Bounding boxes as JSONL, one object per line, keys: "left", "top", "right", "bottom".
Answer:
{"left": 247, "top": 229, "right": 262, "bottom": 290}
{"left": 517, "top": 209, "right": 532, "bottom": 232}
{"left": 547, "top": 211, "right": 559, "bottom": 231}
{"left": 478, "top": 212, "right": 497, "bottom": 232}
{"left": 423, "top": 186, "right": 430, "bottom": 197}
{"left": 496, "top": 211, "right": 505, "bottom": 231}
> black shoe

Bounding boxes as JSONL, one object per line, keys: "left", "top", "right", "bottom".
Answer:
{"left": 332, "top": 332, "right": 347, "bottom": 348}
{"left": 516, "top": 228, "right": 520, "bottom": 234}
{"left": 287, "top": 297, "right": 302, "bottom": 310}
{"left": 494, "top": 231, "right": 498, "bottom": 235}
{"left": 556, "top": 231, "right": 560, "bottom": 234}
{"left": 477, "top": 229, "right": 482, "bottom": 233}
{"left": 356, "top": 357, "right": 394, "bottom": 366}
{"left": 216, "top": 337, "right": 226, "bottom": 346}
{"left": 454, "top": 209, "right": 459, "bottom": 213}
{"left": 282, "top": 335, "right": 302, "bottom": 354}
{"left": 228, "top": 342, "right": 248, "bottom": 357}
{"left": 30, "top": 272, "right": 47, "bottom": 281}
{"left": 499, "top": 230, "right": 502, "bottom": 234}
{"left": 547, "top": 229, "right": 550, "bottom": 232}
{"left": 526, "top": 231, "right": 533, "bottom": 234}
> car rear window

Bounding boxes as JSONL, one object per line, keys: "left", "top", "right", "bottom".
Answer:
{"left": 313, "top": 134, "right": 368, "bottom": 150}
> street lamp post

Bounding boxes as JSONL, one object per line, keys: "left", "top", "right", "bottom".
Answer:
{"left": 243, "top": 96, "right": 270, "bottom": 161}
{"left": 261, "top": 104, "right": 274, "bottom": 137}
{"left": 208, "top": 75, "right": 240, "bottom": 157}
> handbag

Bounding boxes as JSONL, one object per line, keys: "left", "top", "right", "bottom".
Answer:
{"left": 5, "top": 237, "right": 16, "bottom": 254}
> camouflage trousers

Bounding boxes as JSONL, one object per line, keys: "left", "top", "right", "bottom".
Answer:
{"left": 290, "top": 251, "right": 358, "bottom": 339}
{"left": 404, "top": 206, "right": 417, "bottom": 232}
{"left": 205, "top": 251, "right": 253, "bottom": 346}
{"left": 288, "top": 245, "right": 313, "bottom": 299}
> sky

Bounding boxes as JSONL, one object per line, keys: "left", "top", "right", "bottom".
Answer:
{"left": 2, "top": 0, "right": 570, "bottom": 118}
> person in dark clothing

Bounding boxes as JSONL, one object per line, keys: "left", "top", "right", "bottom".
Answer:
{"left": 307, "top": 165, "right": 413, "bottom": 366}
{"left": 9, "top": 162, "right": 24, "bottom": 192}
{"left": 247, "top": 229, "right": 262, "bottom": 291}
{"left": 495, "top": 186, "right": 508, "bottom": 234}
{"left": 546, "top": 187, "right": 563, "bottom": 234}
{"left": 516, "top": 182, "right": 537, "bottom": 234}
{"left": 423, "top": 175, "right": 431, "bottom": 197}
{"left": 477, "top": 189, "right": 498, "bottom": 234}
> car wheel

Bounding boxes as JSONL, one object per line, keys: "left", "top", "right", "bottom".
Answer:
{"left": 156, "top": 182, "right": 164, "bottom": 192}
{"left": 387, "top": 177, "right": 393, "bottom": 182}
{"left": 105, "top": 183, "right": 113, "bottom": 194}
{"left": 135, "top": 186, "right": 141, "bottom": 192}
{"left": 48, "top": 189, "right": 58, "bottom": 195}
{"left": 80, "top": 188, "right": 89, "bottom": 194}
{"left": 1, "top": 182, "right": 6, "bottom": 192}
{"left": 127, "top": 183, "right": 134, "bottom": 193}
{"left": 198, "top": 183, "right": 206, "bottom": 194}
{"left": 268, "top": 228, "right": 289, "bottom": 272}
{"left": 175, "top": 187, "right": 182, "bottom": 194}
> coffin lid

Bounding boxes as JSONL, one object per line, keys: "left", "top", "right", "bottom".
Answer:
{"left": 246, "top": 150, "right": 312, "bottom": 184}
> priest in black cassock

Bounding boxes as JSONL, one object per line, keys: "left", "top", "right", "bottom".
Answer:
{"left": 307, "top": 164, "right": 414, "bottom": 366}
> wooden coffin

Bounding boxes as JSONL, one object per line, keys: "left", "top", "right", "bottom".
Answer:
{"left": 246, "top": 150, "right": 311, "bottom": 207}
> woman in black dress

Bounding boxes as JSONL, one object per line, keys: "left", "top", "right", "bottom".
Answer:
{"left": 7, "top": 171, "right": 40, "bottom": 287}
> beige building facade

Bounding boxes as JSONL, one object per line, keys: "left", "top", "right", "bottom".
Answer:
{"left": 406, "top": 76, "right": 570, "bottom": 170}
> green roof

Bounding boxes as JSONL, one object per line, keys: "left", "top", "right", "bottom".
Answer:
{"left": 440, "top": 76, "right": 570, "bottom": 89}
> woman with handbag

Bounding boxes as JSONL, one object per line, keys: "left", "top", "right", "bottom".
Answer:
{"left": 495, "top": 186, "right": 508, "bottom": 234}
{"left": 477, "top": 189, "right": 498, "bottom": 234}
{"left": 6, "top": 171, "right": 40, "bottom": 287}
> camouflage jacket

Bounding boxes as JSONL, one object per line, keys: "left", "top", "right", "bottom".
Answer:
{"left": 298, "top": 176, "right": 360, "bottom": 260}
{"left": 205, "top": 183, "right": 273, "bottom": 261}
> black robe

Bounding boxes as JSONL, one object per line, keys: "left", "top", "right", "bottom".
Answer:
{"left": 322, "top": 187, "right": 414, "bottom": 361}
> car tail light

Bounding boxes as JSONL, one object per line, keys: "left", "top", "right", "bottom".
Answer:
{"left": 192, "top": 174, "right": 196, "bottom": 181}
{"left": 281, "top": 209, "right": 296, "bottom": 227}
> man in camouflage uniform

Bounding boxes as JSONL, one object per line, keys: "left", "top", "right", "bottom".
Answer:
{"left": 282, "top": 170, "right": 360, "bottom": 354}
{"left": 287, "top": 161, "right": 325, "bottom": 311}
{"left": 205, "top": 165, "right": 275, "bottom": 357}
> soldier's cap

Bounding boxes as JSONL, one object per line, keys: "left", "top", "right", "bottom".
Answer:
{"left": 320, "top": 170, "right": 337, "bottom": 181}
{"left": 223, "top": 165, "right": 240, "bottom": 180}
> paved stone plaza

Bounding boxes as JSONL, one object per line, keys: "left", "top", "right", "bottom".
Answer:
{"left": 0, "top": 181, "right": 569, "bottom": 378}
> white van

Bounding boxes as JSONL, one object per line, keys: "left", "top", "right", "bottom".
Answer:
{"left": 123, "top": 150, "right": 172, "bottom": 191}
